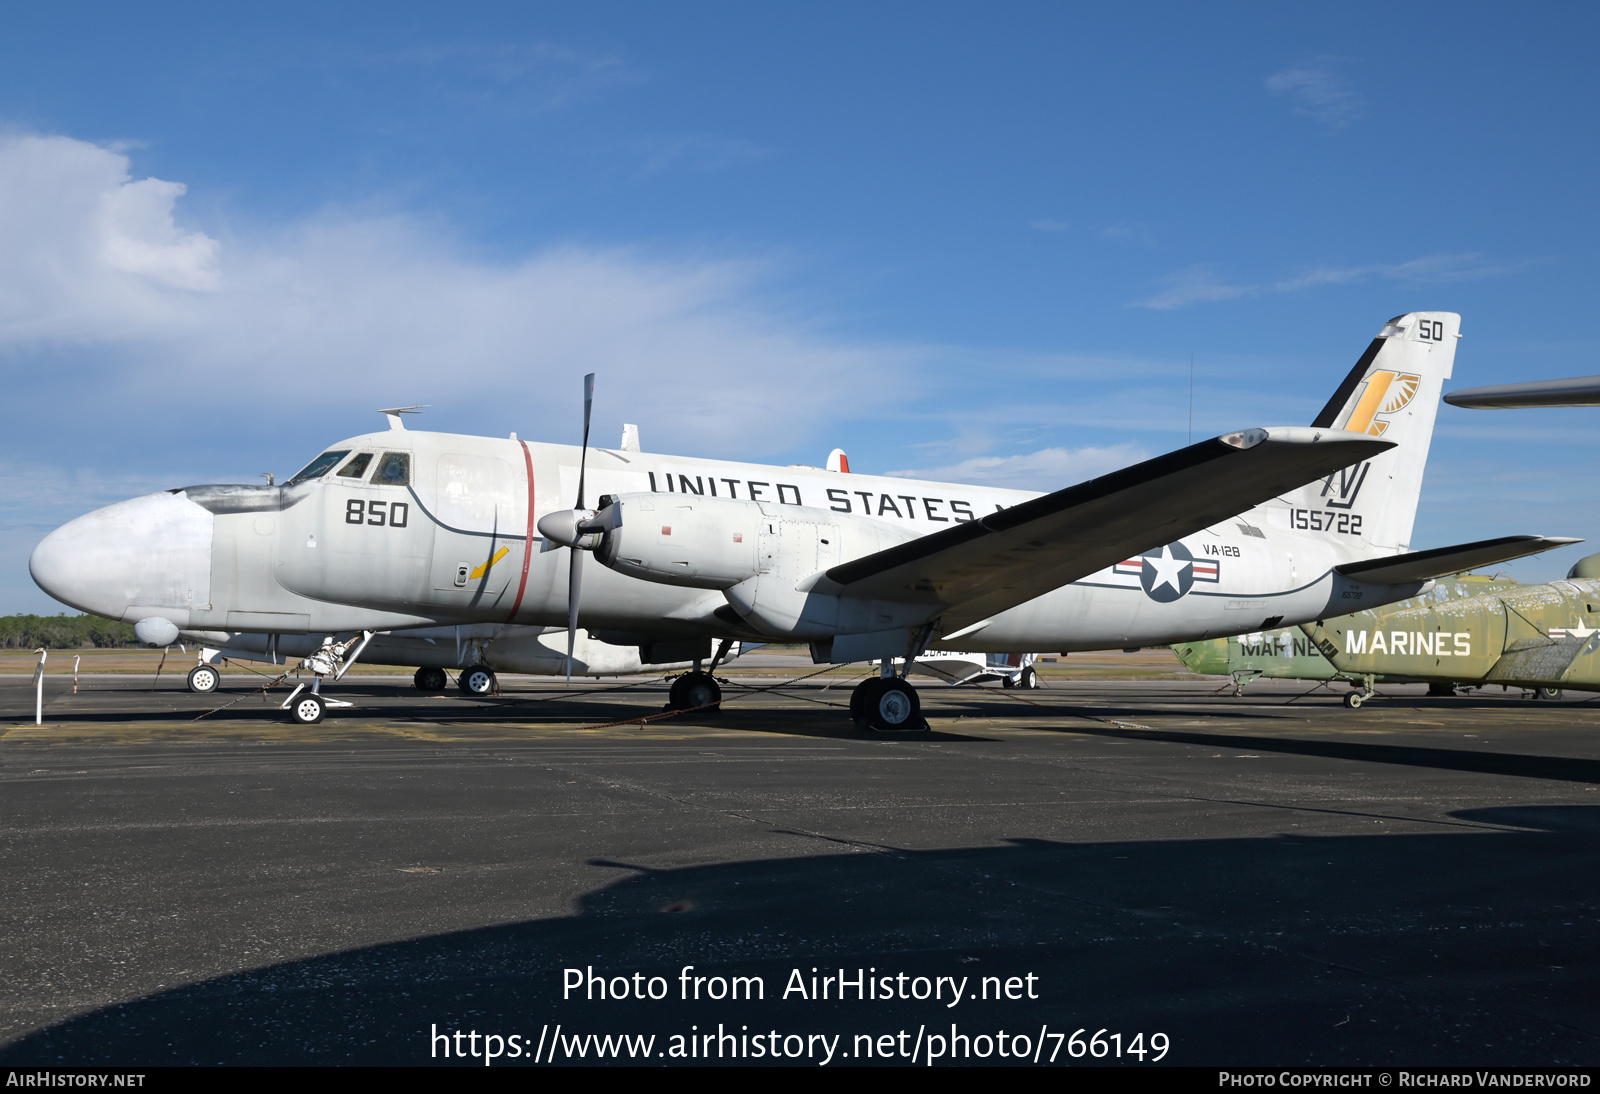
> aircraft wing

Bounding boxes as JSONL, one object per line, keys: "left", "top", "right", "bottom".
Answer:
{"left": 1334, "top": 535, "right": 1581, "bottom": 585}
{"left": 1445, "top": 375, "right": 1600, "bottom": 409}
{"left": 813, "top": 427, "right": 1393, "bottom": 633}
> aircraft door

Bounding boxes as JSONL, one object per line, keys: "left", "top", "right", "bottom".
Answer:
{"left": 430, "top": 452, "right": 520, "bottom": 601}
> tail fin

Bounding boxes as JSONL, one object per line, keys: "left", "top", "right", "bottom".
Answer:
{"left": 1282, "top": 312, "right": 1459, "bottom": 553}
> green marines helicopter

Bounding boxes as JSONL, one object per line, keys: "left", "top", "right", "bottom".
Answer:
{"left": 1175, "top": 372, "right": 1600, "bottom": 708}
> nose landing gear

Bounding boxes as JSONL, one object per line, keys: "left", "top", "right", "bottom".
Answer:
{"left": 186, "top": 664, "right": 220, "bottom": 694}
{"left": 281, "top": 632, "right": 374, "bottom": 724}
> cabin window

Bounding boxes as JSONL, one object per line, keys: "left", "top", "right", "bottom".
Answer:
{"left": 373, "top": 452, "right": 411, "bottom": 486}
{"left": 336, "top": 453, "right": 374, "bottom": 479}
{"left": 286, "top": 450, "right": 350, "bottom": 485}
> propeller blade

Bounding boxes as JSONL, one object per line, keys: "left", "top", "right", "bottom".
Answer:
{"left": 566, "top": 544, "right": 583, "bottom": 686}
{"left": 576, "top": 372, "right": 595, "bottom": 511}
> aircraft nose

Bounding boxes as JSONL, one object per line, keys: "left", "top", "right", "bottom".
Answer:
{"left": 30, "top": 491, "right": 215, "bottom": 624}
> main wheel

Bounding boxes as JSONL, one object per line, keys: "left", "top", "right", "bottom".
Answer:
{"left": 187, "top": 664, "right": 220, "bottom": 694}
{"left": 1002, "top": 673, "right": 1016, "bottom": 689}
{"left": 1343, "top": 692, "right": 1365, "bottom": 709}
{"left": 670, "top": 672, "right": 721, "bottom": 712}
{"left": 414, "top": 666, "right": 447, "bottom": 692}
{"left": 458, "top": 665, "right": 496, "bottom": 695}
{"left": 1427, "top": 683, "right": 1457, "bottom": 697}
{"left": 290, "top": 693, "right": 326, "bottom": 725}
{"left": 851, "top": 677, "right": 887, "bottom": 725}
{"left": 1019, "top": 665, "right": 1040, "bottom": 690}
{"left": 866, "top": 678, "right": 926, "bottom": 732}
{"left": 1536, "top": 687, "right": 1563, "bottom": 701}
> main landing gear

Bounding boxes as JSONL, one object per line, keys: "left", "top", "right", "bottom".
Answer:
{"left": 664, "top": 641, "right": 730, "bottom": 714}
{"left": 413, "top": 666, "right": 448, "bottom": 692}
{"left": 458, "top": 664, "right": 497, "bottom": 696}
{"left": 852, "top": 661, "right": 930, "bottom": 733}
{"left": 667, "top": 672, "right": 722, "bottom": 712}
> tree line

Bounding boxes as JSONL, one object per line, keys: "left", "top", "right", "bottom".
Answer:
{"left": 0, "top": 614, "right": 139, "bottom": 649}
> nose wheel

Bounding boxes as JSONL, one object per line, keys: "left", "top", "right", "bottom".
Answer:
{"left": 290, "top": 693, "right": 326, "bottom": 725}
{"left": 186, "top": 664, "right": 220, "bottom": 694}
{"left": 278, "top": 632, "right": 373, "bottom": 724}
{"left": 851, "top": 677, "right": 928, "bottom": 733}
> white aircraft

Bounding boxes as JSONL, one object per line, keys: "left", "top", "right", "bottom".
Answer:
{"left": 30, "top": 312, "right": 1573, "bottom": 730}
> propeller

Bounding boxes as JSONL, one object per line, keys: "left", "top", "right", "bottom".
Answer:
{"left": 535, "top": 374, "right": 603, "bottom": 685}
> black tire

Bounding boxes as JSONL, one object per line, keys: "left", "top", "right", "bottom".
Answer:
{"left": 290, "top": 692, "right": 326, "bottom": 725}
{"left": 1019, "top": 665, "right": 1040, "bottom": 690}
{"left": 414, "top": 666, "right": 447, "bottom": 692}
{"left": 867, "top": 678, "right": 925, "bottom": 732}
{"left": 1427, "top": 683, "right": 1456, "bottom": 697}
{"left": 676, "top": 672, "right": 722, "bottom": 712}
{"left": 459, "top": 665, "right": 496, "bottom": 696}
{"left": 1536, "top": 687, "right": 1563, "bottom": 701}
{"left": 1002, "top": 674, "right": 1015, "bottom": 689}
{"left": 851, "top": 677, "right": 886, "bottom": 725}
{"left": 187, "top": 665, "right": 220, "bottom": 694}
{"left": 1343, "top": 692, "right": 1364, "bottom": 709}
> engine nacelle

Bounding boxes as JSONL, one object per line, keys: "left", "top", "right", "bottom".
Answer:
{"left": 593, "top": 492, "right": 932, "bottom": 641}
{"left": 595, "top": 493, "right": 768, "bottom": 589}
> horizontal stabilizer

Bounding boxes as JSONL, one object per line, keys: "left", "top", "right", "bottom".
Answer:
{"left": 1335, "top": 535, "right": 1581, "bottom": 585}
{"left": 1445, "top": 375, "right": 1600, "bottom": 409}
{"left": 819, "top": 426, "right": 1393, "bottom": 633}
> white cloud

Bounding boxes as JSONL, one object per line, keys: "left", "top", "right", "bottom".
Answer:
{"left": 1265, "top": 59, "right": 1365, "bottom": 129}
{"left": 1131, "top": 266, "right": 1254, "bottom": 310}
{"left": 0, "top": 135, "right": 220, "bottom": 342}
{"left": 0, "top": 133, "right": 911, "bottom": 459}
{"left": 632, "top": 132, "right": 771, "bottom": 176}
{"left": 1098, "top": 221, "right": 1156, "bottom": 248}
{"left": 364, "top": 41, "right": 639, "bottom": 111}
{"left": 886, "top": 443, "right": 1151, "bottom": 492}
{"left": 1132, "top": 254, "right": 1533, "bottom": 310}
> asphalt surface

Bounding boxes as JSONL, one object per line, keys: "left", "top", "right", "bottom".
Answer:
{"left": 2, "top": 667, "right": 1598, "bottom": 1067}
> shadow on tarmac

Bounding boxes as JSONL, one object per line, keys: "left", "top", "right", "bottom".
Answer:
{"left": 1037, "top": 721, "right": 1600, "bottom": 785}
{"left": 4, "top": 807, "right": 1598, "bottom": 1066}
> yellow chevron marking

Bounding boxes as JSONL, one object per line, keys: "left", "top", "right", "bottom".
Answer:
{"left": 1345, "top": 371, "right": 1396, "bottom": 435}
{"left": 471, "top": 546, "right": 510, "bottom": 580}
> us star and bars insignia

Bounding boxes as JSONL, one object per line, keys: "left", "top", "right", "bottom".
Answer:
{"left": 1113, "top": 541, "right": 1220, "bottom": 602}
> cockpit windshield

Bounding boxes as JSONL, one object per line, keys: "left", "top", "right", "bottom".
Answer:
{"left": 336, "top": 452, "right": 373, "bottom": 479}
{"left": 286, "top": 450, "right": 351, "bottom": 485}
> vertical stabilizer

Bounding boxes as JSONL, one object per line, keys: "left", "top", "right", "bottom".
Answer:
{"left": 1283, "top": 312, "right": 1459, "bottom": 553}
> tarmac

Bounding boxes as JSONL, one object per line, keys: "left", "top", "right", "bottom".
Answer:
{"left": 2, "top": 653, "right": 1598, "bottom": 1066}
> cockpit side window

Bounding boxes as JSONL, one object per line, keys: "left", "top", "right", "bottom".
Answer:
{"left": 286, "top": 450, "right": 351, "bottom": 485}
{"left": 372, "top": 452, "right": 411, "bottom": 486}
{"left": 336, "top": 452, "right": 374, "bottom": 479}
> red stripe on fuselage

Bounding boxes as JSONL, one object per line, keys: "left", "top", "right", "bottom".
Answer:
{"left": 507, "top": 440, "right": 537, "bottom": 622}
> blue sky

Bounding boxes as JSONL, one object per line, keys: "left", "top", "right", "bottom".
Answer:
{"left": 2, "top": 2, "right": 1598, "bottom": 612}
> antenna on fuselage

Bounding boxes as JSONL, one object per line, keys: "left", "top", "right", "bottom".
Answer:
{"left": 378, "top": 406, "right": 429, "bottom": 431}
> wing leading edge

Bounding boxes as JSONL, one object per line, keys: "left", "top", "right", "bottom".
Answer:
{"left": 812, "top": 426, "right": 1393, "bottom": 633}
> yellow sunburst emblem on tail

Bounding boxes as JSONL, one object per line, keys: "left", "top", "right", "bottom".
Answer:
{"left": 1344, "top": 371, "right": 1423, "bottom": 437}
{"left": 471, "top": 546, "right": 510, "bottom": 580}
